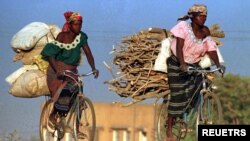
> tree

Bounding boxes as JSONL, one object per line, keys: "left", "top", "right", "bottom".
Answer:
{"left": 214, "top": 73, "right": 250, "bottom": 124}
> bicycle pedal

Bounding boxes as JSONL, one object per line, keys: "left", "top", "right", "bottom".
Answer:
{"left": 207, "top": 121, "right": 213, "bottom": 124}
{"left": 181, "top": 128, "right": 193, "bottom": 133}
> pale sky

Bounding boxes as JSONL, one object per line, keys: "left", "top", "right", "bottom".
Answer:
{"left": 0, "top": 0, "right": 250, "bottom": 139}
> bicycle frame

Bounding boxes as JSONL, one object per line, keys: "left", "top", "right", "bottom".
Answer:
{"left": 156, "top": 66, "right": 223, "bottom": 141}
{"left": 62, "top": 70, "right": 91, "bottom": 121}
{"left": 186, "top": 67, "right": 220, "bottom": 119}
{"left": 179, "top": 66, "right": 222, "bottom": 139}
{"left": 40, "top": 70, "right": 96, "bottom": 141}
{"left": 62, "top": 70, "right": 95, "bottom": 139}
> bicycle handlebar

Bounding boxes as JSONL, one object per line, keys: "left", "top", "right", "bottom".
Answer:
{"left": 63, "top": 70, "right": 94, "bottom": 77}
{"left": 62, "top": 70, "right": 94, "bottom": 83}
{"left": 187, "top": 66, "right": 221, "bottom": 74}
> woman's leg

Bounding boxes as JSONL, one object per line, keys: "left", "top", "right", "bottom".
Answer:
{"left": 166, "top": 115, "right": 176, "bottom": 141}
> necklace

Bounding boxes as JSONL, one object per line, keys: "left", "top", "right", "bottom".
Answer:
{"left": 188, "top": 22, "right": 203, "bottom": 44}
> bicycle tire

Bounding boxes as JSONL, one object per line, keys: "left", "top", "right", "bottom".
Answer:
{"left": 39, "top": 100, "right": 59, "bottom": 141}
{"left": 156, "top": 102, "right": 168, "bottom": 141}
{"left": 196, "top": 91, "right": 223, "bottom": 136}
{"left": 156, "top": 102, "right": 188, "bottom": 141}
{"left": 72, "top": 97, "right": 96, "bottom": 141}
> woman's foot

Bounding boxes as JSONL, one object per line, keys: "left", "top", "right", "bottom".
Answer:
{"left": 77, "top": 132, "right": 87, "bottom": 139}
{"left": 166, "top": 136, "right": 176, "bottom": 141}
{"left": 47, "top": 112, "right": 57, "bottom": 132}
{"left": 166, "top": 115, "right": 176, "bottom": 141}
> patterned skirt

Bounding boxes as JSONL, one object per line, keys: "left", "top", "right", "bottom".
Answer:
{"left": 167, "top": 55, "right": 202, "bottom": 117}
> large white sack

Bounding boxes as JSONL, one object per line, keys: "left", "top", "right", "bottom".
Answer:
{"left": 153, "top": 37, "right": 172, "bottom": 73}
{"left": 199, "top": 47, "right": 225, "bottom": 68}
{"left": 5, "top": 65, "right": 39, "bottom": 85}
{"left": 12, "top": 46, "right": 44, "bottom": 65}
{"left": 9, "top": 70, "right": 50, "bottom": 98}
{"left": 35, "top": 24, "right": 61, "bottom": 46}
{"left": 11, "top": 22, "right": 50, "bottom": 52}
{"left": 48, "top": 24, "right": 61, "bottom": 41}
{"left": 20, "top": 46, "right": 44, "bottom": 65}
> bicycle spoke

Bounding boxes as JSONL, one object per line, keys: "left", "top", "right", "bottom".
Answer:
{"left": 201, "top": 92, "right": 223, "bottom": 125}
{"left": 74, "top": 97, "right": 96, "bottom": 141}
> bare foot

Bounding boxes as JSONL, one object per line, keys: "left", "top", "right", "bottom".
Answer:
{"left": 166, "top": 136, "right": 176, "bottom": 141}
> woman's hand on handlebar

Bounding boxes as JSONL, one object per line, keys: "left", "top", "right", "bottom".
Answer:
{"left": 218, "top": 65, "right": 226, "bottom": 74}
{"left": 180, "top": 63, "right": 188, "bottom": 72}
{"left": 92, "top": 69, "right": 99, "bottom": 78}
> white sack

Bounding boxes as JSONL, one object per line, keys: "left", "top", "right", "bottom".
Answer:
{"left": 48, "top": 24, "right": 61, "bottom": 40}
{"left": 11, "top": 22, "right": 49, "bottom": 52}
{"left": 9, "top": 70, "right": 50, "bottom": 98}
{"left": 5, "top": 65, "right": 39, "bottom": 85}
{"left": 199, "top": 47, "right": 225, "bottom": 68}
{"left": 20, "top": 46, "right": 44, "bottom": 65}
{"left": 153, "top": 37, "right": 172, "bottom": 73}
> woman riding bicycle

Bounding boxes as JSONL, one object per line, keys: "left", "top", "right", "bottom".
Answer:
{"left": 166, "top": 4, "right": 225, "bottom": 141}
{"left": 40, "top": 11, "right": 99, "bottom": 132}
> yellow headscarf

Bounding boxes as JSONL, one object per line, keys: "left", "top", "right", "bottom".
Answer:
{"left": 178, "top": 4, "right": 207, "bottom": 21}
{"left": 188, "top": 4, "right": 207, "bottom": 16}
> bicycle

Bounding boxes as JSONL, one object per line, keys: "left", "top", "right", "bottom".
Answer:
{"left": 39, "top": 70, "right": 96, "bottom": 141}
{"left": 156, "top": 66, "right": 223, "bottom": 141}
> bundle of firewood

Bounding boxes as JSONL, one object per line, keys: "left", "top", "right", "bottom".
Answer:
{"left": 104, "top": 27, "right": 170, "bottom": 106}
{"left": 104, "top": 24, "right": 225, "bottom": 106}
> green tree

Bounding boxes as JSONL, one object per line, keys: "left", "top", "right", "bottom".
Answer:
{"left": 214, "top": 74, "right": 250, "bottom": 124}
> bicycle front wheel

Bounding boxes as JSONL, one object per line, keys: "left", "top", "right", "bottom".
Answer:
{"left": 39, "top": 100, "right": 58, "bottom": 141}
{"left": 73, "top": 97, "right": 96, "bottom": 141}
{"left": 196, "top": 91, "right": 223, "bottom": 127}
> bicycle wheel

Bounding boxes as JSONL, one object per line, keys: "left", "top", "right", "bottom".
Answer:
{"left": 40, "top": 100, "right": 59, "bottom": 141}
{"left": 157, "top": 102, "right": 188, "bottom": 141}
{"left": 173, "top": 119, "right": 188, "bottom": 141}
{"left": 196, "top": 91, "right": 223, "bottom": 134}
{"left": 156, "top": 102, "right": 168, "bottom": 141}
{"left": 73, "top": 97, "right": 96, "bottom": 141}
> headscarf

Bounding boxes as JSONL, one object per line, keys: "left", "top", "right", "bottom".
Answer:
{"left": 178, "top": 4, "right": 207, "bottom": 21}
{"left": 62, "top": 11, "right": 83, "bottom": 32}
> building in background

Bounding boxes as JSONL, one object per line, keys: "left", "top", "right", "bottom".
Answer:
{"left": 94, "top": 102, "right": 159, "bottom": 141}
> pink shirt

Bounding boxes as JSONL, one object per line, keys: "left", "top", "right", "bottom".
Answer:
{"left": 170, "top": 21, "right": 217, "bottom": 64}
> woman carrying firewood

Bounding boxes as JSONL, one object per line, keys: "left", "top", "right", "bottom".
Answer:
{"left": 41, "top": 11, "right": 99, "bottom": 135}
{"left": 166, "top": 4, "right": 225, "bottom": 141}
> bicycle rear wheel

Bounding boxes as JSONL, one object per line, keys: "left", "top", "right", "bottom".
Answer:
{"left": 196, "top": 91, "right": 223, "bottom": 133}
{"left": 156, "top": 102, "right": 168, "bottom": 141}
{"left": 39, "top": 100, "right": 59, "bottom": 141}
{"left": 73, "top": 97, "right": 96, "bottom": 141}
{"left": 157, "top": 101, "right": 188, "bottom": 141}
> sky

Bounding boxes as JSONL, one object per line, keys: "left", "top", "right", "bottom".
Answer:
{"left": 0, "top": 0, "right": 250, "bottom": 139}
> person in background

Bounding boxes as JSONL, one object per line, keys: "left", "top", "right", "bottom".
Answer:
{"left": 166, "top": 4, "right": 225, "bottom": 141}
{"left": 41, "top": 11, "right": 99, "bottom": 135}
